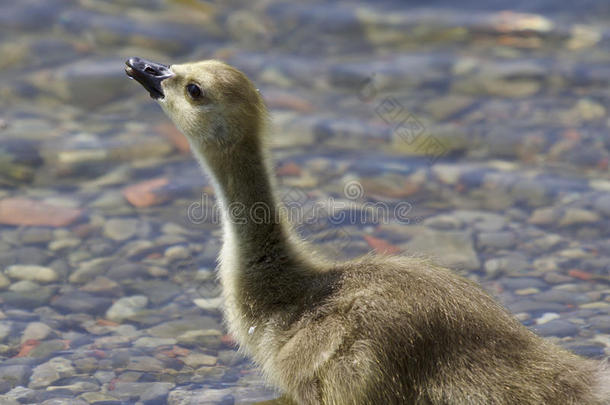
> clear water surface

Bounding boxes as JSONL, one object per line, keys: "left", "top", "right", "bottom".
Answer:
{"left": 0, "top": 0, "right": 609, "bottom": 403}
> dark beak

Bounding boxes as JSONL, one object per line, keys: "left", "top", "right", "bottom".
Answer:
{"left": 125, "top": 57, "right": 174, "bottom": 99}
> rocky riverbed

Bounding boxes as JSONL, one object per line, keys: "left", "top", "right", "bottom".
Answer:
{"left": 0, "top": 0, "right": 609, "bottom": 403}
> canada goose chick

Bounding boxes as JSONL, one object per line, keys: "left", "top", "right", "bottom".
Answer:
{"left": 125, "top": 57, "right": 610, "bottom": 405}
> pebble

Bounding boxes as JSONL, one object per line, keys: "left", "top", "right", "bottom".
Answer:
{"left": 48, "top": 238, "right": 81, "bottom": 251}
{"left": 0, "top": 273, "right": 9, "bottom": 290}
{"left": 511, "top": 180, "right": 548, "bottom": 206}
{"left": 579, "top": 302, "right": 610, "bottom": 309}
{"left": 560, "top": 249, "right": 590, "bottom": 259}
{"left": 111, "top": 381, "right": 174, "bottom": 403}
{"left": 532, "top": 320, "right": 580, "bottom": 337}
{"left": 44, "top": 58, "right": 132, "bottom": 108}
{"left": 593, "top": 194, "right": 610, "bottom": 217}
{"left": 453, "top": 211, "right": 506, "bottom": 232}
{"left": 105, "top": 295, "right": 148, "bottom": 322}
{"left": 194, "top": 268, "right": 215, "bottom": 281}
{"left": 52, "top": 291, "right": 112, "bottom": 316}
{"left": 28, "top": 340, "right": 68, "bottom": 358}
{"left": 432, "top": 165, "right": 461, "bottom": 185}
{"left": 80, "top": 276, "right": 120, "bottom": 294}
{"left": 0, "top": 323, "right": 11, "bottom": 342}
{"left": 422, "top": 214, "right": 462, "bottom": 230}
{"left": 0, "top": 286, "right": 56, "bottom": 309}
{"left": 530, "top": 234, "right": 563, "bottom": 251}
{"left": 167, "top": 387, "right": 234, "bottom": 405}
{"left": 193, "top": 297, "right": 223, "bottom": 311}
{"left": 0, "top": 364, "right": 30, "bottom": 392}
{"left": 183, "top": 353, "right": 218, "bottom": 367}
{"left": 21, "top": 322, "right": 52, "bottom": 343}
{"left": 78, "top": 391, "right": 120, "bottom": 403}
{"left": 0, "top": 397, "right": 18, "bottom": 405}
{"left": 127, "top": 279, "right": 180, "bottom": 305}
{"left": 217, "top": 350, "right": 244, "bottom": 367}
{"left": 515, "top": 287, "right": 540, "bottom": 296}
{"left": 125, "top": 356, "right": 164, "bottom": 372}
{"left": 544, "top": 272, "right": 574, "bottom": 284}
{"left": 404, "top": 230, "right": 480, "bottom": 270}
{"left": 69, "top": 257, "right": 114, "bottom": 284}
{"left": 5, "top": 265, "right": 59, "bottom": 283}
{"left": 502, "top": 278, "right": 547, "bottom": 292}
{"left": 571, "top": 98, "right": 606, "bottom": 121}
{"left": 47, "top": 381, "right": 99, "bottom": 394}
{"left": 3, "top": 385, "right": 41, "bottom": 403}
{"left": 93, "top": 371, "right": 115, "bottom": 384}
{"left": 19, "top": 228, "right": 54, "bottom": 244}
{"left": 103, "top": 218, "right": 138, "bottom": 241}
{"left": 484, "top": 255, "right": 529, "bottom": 277}
{"left": 133, "top": 336, "right": 176, "bottom": 348}
{"left": 589, "top": 315, "right": 610, "bottom": 333}
{"left": 165, "top": 245, "right": 191, "bottom": 261}
{"left": 535, "top": 312, "right": 561, "bottom": 325}
{"left": 177, "top": 329, "right": 223, "bottom": 348}
{"left": 508, "top": 300, "right": 566, "bottom": 315}
{"left": 477, "top": 231, "right": 515, "bottom": 249}
{"left": 147, "top": 316, "right": 219, "bottom": 337}
{"left": 0, "top": 247, "right": 49, "bottom": 267}
{"left": 535, "top": 289, "right": 586, "bottom": 306}
{"left": 425, "top": 95, "right": 474, "bottom": 120}
{"left": 565, "top": 345, "right": 606, "bottom": 358}
{"left": 106, "top": 262, "right": 149, "bottom": 281}
{"left": 122, "top": 177, "right": 170, "bottom": 208}
{"left": 29, "top": 357, "right": 75, "bottom": 389}
{"left": 558, "top": 208, "right": 600, "bottom": 226}
{"left": 0, "top": 198, "right": 82, "bottom": 227}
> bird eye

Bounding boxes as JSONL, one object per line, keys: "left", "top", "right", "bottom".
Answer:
{"left": 186, "top": 83, "right": 203, "bottom": 99}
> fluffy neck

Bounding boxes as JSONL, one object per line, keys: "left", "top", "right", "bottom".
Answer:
{"left": 205, "top": 138, "right": 288, "bottom": 249}
{"left": 192, "top": 133, "right": 305, "bottom": 311}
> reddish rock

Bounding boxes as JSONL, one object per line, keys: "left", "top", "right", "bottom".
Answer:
{"left": 277, "top": 162, "right": 302, "bottom": 177}
{"left": 562, "top": 129, "right": 581, "bottom": 141}
{"left": 264, "top": 90, "right": 314, "bottom": 113}
{"left": 363, "top": 235, "right": 400, "bottom": 255}
{"left": 156, "top": 122, "right": 190, "bottom": 154}
{"left": 221, "top": 334, "right": 237, "bottom": 347}
{"left": 160, "top": 345, "right": 190, "bottom": 358}
{"left": 90, "top": 349, "right": 107, "bottom": 359}
{"left": 72, "top": 223, "right": 97, "bottom": 238}
{"left": 361, "top": 176, "right": 420, "bottom": 199}
{"left": 122, "top": 177, "right": 169, "bottom": 208}
{"left": 0, "top": 198, "right": 81, "bottom": 227}
{"left": 568, "top": 269, "right": 593, "bottom": 281}
{"left": 96, "top": 319, "right": 119, "bottom": 327}
{"left": 497, "top": 35, "right": 542, "bottom": 48}
{"left": 14, "top": 339, "right": 40, "bottom": 358}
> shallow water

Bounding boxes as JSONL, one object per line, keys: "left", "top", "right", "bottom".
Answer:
{"left": 0, "top": 0, "right": 609, "bottom": 403}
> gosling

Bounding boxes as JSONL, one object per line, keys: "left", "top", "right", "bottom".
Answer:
{"left": 125, "top": 57, "right": 609, "bottom": 405}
